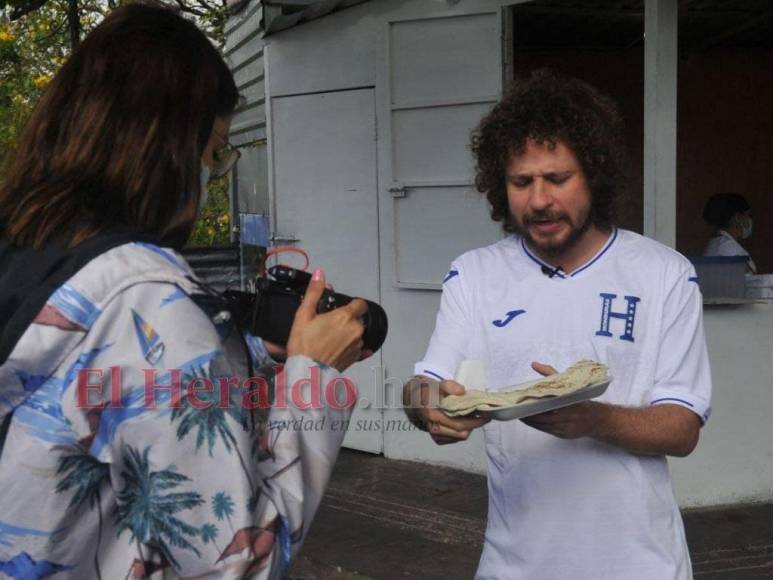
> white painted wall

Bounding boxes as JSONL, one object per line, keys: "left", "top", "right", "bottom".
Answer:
{"left": 672, "top": 305, "right": 773, "bottom": 507}
{"left": 262, "top": 0, "right": 773, "bottom": 507}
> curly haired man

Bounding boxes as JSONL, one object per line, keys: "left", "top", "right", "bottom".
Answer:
{"left": 403, "top": 70, "right": 711, "bottom": 580}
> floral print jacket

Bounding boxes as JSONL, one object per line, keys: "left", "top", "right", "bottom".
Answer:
{"left": 0, "top": 242, "right": 352, "bottom": 579}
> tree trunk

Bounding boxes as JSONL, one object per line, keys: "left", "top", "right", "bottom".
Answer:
{"left": 67, "top": 0, "right": 80, "bottom": 49}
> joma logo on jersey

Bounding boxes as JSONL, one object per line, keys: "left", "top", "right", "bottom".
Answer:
{"left": 492, "top": 309, "right": 526, "bottom": 328}
{"left": 595, "top": 293, "right": 640, "bottom": 342}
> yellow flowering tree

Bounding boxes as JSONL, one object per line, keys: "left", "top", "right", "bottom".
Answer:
{"left": 1, "top": 0, "right": 235, "bottom": 246}
{"left": 188, "top": 175, "right": 233, "bottom": 247}
{"left": 0, "top": 2, "right": 68, "bottom": 167}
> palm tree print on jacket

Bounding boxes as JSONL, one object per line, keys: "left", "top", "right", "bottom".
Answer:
{"left": 200, "top": 523, "right": 222, "bottom": 554}
{"left": 115, "top": 445, "right": 203, "bottom": 569}
{"left": 55, "top": 446, "right": 110, "bottom": 579}
{"left": 212, "top": 491, "right": 236, "bottom": 534}
{"left": 170, "top": 366, "right": 257, "bottom": 497}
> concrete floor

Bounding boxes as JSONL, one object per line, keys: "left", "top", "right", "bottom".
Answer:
{"left": 289, "top": 450, "right": 773, "bottom": 580}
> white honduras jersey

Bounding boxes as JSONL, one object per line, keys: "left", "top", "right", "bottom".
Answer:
{"left": 415, "top": 228, "right": 712, "bottom": 580}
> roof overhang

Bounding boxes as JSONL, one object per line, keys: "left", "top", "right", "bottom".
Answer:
{"left": 245, "top": 0, "right": 372, "bottom": 36}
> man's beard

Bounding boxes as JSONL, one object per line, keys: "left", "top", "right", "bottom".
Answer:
{"left": 509, "top": 209, "right": 593, "bottom": 259}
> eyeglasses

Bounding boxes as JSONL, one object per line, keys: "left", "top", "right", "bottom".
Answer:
{"left": 211, "top": 143, "right": 241, "bottom": 179}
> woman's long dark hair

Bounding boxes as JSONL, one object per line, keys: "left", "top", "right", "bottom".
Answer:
{"left": 0, "top": 2, "right": 239, "bottom": 249}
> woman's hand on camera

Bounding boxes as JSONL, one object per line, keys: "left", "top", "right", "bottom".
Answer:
{"left": 287, "top": 268, "right": 367, "bottom": 372}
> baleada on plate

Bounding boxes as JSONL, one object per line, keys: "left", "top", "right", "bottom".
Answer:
{"left": 440, "top": 359, "right": 609, "bottom": 417}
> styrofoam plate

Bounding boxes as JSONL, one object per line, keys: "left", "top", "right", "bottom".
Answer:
{"left": 476, "top": 377, "right": 612, "bottom": 422}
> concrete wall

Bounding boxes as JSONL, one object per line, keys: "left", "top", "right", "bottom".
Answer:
{"left": 263, "top": 0, "right": 773, "bottom": 507}
{"left": 673, "top": 305, "right": 773, "bottom": 507}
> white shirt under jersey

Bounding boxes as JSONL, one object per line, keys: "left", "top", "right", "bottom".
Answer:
{"left": 704, "top": 229, "right": 756, "bottom": 273}
{"left": 415, "top": 228, "right": 712, "bottom": 580}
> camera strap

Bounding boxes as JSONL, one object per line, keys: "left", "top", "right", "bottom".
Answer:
{"left": 262, "top": 246, "right": 310, "bottom": 276}
{"left": 0, "top": 229, "right": 158, "bottom": 367}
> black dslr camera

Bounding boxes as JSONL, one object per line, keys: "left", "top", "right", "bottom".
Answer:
{"left": 223, "top": 266, "right": 388, "bottom": 353}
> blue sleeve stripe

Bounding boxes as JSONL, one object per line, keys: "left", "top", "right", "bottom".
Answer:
{"left": 443, "top": 270, "right": 460, "bottom": 284}
{"left": 423, "top": 370, "right": 445, "bottom": 381}
{"left": 650, "top": 397, "right": 694, "bottom": 408}
{"left": 651, "top": 397, "right": 708, "bottom": 426}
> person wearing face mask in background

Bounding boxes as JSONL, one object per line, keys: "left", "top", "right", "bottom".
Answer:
{"left": 703, "top": 192, "right": 757, "bottom": 273}
{"left": 0, "top": 3, "right": 365, "bottom": 578}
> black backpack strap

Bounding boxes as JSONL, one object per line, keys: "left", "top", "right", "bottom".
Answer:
{"left": 0, "top": 231, "right": 157, "bottom": 366}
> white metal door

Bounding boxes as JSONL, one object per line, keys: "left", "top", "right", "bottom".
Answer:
{"left": 377, "top": 8, "right": 505, "bottom": 469}
{"left": 386, "top": 11, "right": 505, "bottom": 290}
{"left": 272, "top": 88, "right": 382, "bottom": 453}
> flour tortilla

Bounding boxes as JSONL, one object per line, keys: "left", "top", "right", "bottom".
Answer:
{"left": 440, "top": 360, "right": 609, "bottom": 417}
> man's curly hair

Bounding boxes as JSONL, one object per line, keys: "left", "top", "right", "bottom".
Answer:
{"left": 471, "top": 69, "right": 629, "bottom": 233}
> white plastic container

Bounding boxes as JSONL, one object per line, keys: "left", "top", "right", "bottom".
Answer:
{"left": 689, "top": 256, "right": 748, "bottom": 299}
{"left": 745, "top": 274, "right": 773, "bottom": 299}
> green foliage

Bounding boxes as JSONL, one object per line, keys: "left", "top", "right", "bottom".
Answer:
{"left": 0, "top": 1, "right": 71, "bottom": 168}
{"left": 188, "top": 174, "right": 233, "bottom": 247}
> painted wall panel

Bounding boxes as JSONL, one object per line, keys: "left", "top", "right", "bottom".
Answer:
{"left": 390, "top": 13, "right": 501, "bottom": 104}
{"left": 235, "top": 143, "right": 269, "bottom": 214}
{"left": 391, "top": 104, "right": 491, "bottom": 183}
{"left": 231, "top": 103, "right": 266, "bottom": 136}
{"left": 272, "top": 88, "right": 382, "bottom": 453}
{"left": 394, "top": 186, "right": 501, "bottom": 286}
{"left": 232, "top": 56, "right": 265, "bottom": 89}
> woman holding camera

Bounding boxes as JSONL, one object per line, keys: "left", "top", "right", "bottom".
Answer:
{"left": 0, "top": 4, "right": 364, "bottom": 578}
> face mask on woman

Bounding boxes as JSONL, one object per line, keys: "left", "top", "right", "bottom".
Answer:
{"left": 738, "top": 215, "right": 753, "bottom": 240}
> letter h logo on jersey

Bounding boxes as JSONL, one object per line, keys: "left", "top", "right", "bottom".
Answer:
{"left": 595, "top": 293, "right": 641, "bottom": 342}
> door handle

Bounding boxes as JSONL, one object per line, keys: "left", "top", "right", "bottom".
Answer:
{"left": 389, "top": 185, "right": 408, "bottom": 198}
{"left": 270, "top": 232, "right": 300, "bottom": 244}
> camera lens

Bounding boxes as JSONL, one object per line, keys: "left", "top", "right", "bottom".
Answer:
{"left": 362, "top": 300, "right": 388, "bottom": 352}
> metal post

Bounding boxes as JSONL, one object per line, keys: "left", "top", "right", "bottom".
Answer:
{"left": 643, "top": 0, "right": 678, "bottom": 247}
